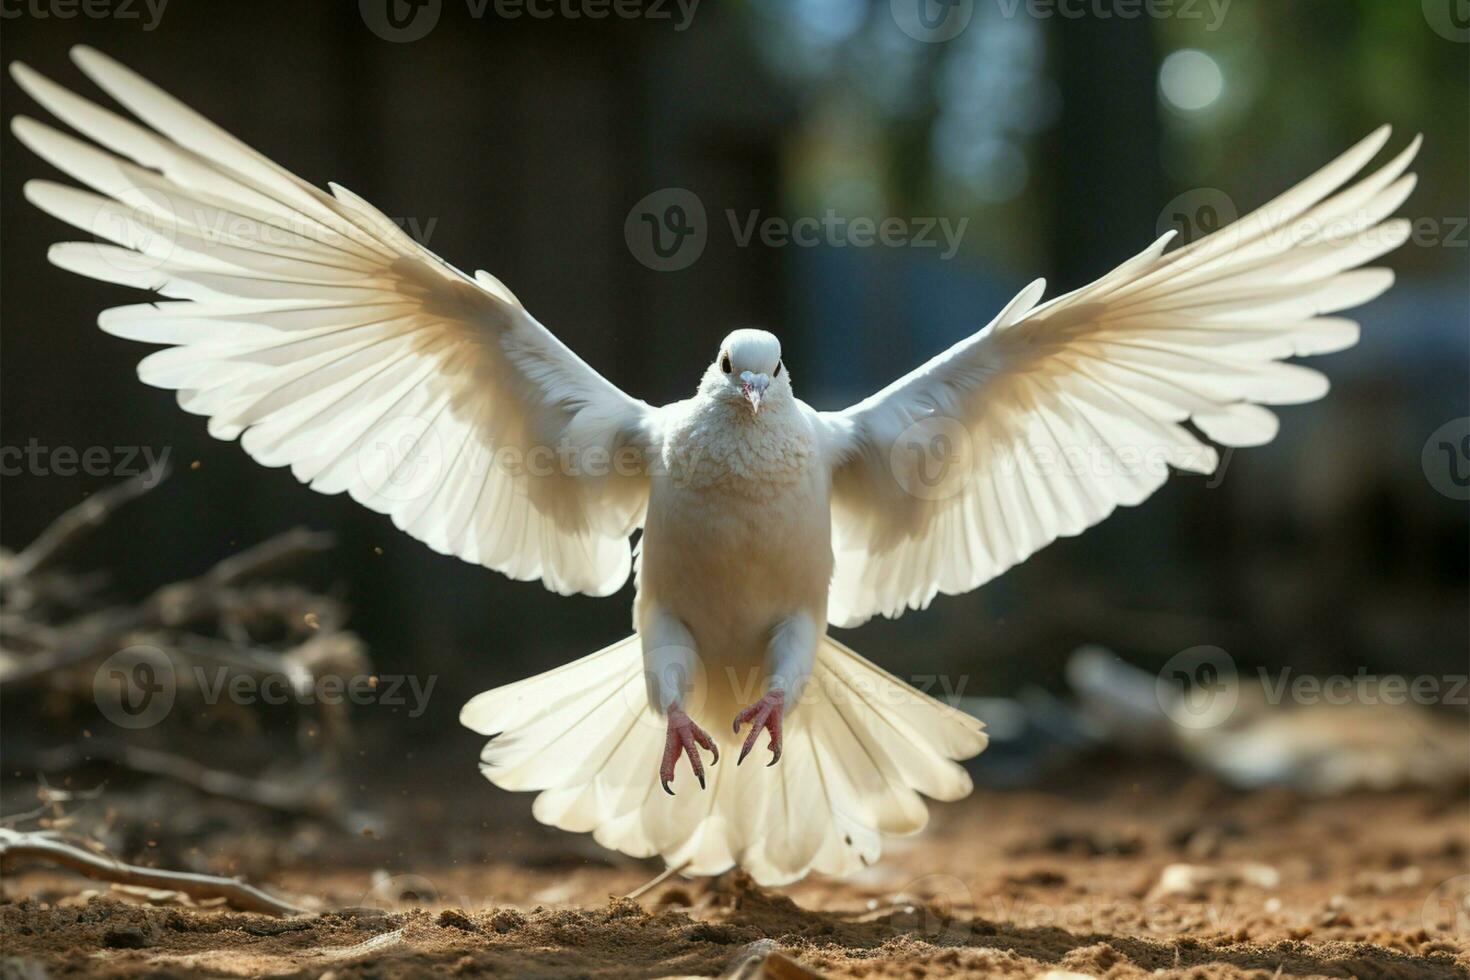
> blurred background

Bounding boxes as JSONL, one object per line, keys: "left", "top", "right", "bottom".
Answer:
{"left": 1, "top": 0, "right": 1466, "bottom": 890}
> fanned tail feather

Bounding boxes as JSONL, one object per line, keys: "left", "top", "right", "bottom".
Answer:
{"left": 460, "top": 634, "right": 987, "bottom": 885}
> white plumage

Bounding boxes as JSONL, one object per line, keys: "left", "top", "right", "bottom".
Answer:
{"left": 11, "top": 48, "right": 1417, "bottom": 885}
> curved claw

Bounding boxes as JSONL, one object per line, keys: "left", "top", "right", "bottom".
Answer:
{"left": 733, "top": 689, "right": 785, "bottom": 768}
{"left": 659, "top": 705, "right": 717, "bottom": 795}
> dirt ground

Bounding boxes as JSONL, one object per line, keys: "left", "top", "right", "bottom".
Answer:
{"left": 3, "top": 766, "right": 1467, "bottom": 979}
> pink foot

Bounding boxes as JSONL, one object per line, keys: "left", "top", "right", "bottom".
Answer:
{"left": 733, "top": 689, "right": 784, "bottom": 767}
{"left": 660, "top": 705, "right": 718, "bottom": 795}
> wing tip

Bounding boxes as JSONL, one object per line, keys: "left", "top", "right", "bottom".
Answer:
{"left": 1366, "top": 265, "right": 1396, "bottom": 290}
{"left": 8, "top": 61, "right": 57, "bottom": 107}
{"left": 20, "top": 178, "right": 54, "bottom": 209}
{"left": 995, "top": 277, "right": 1047, "bottom": 328}
{"left": 69, "top": 44, "right": 106, "bottom": 72}
{"left": 1330, "top": 124, "right": 1395, "bottom": 183}
{"left": 1379, "top": 217, "right": 1413, "bottom": 244}
{"left": 8, "top": 62, "right": 73, "bottom": 120}
{"left": 9, "top": 113, "right": 40, "bottom": 142}
{"left": 8, "top": 60, "right": 37, "bottom": 87}
{"left": 70, "top": 45, "right": 133, "bottom": 93}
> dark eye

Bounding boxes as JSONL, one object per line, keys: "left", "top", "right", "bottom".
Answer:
{"left": 774, "top": 360, "right": 783, "bottom": 377}
{"left": 721, "top": 353, "right": 732, "bottom": 374}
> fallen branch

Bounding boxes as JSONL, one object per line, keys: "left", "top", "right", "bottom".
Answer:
{"left": 1, "top": 477, "right": 372, "bottom": 854}
{"left": 625, "top": 859, "right": 691, "bottom": 900}
{"left": 0, "top": 828, "right": 307, "bottom": 916}
{"left": 20, "top": 744, "right": 346, "bottom": 822}
{"left": 0, "top": 528, "right": 336, "bottom": 686}
{"left": 3, "top": 468, "right": 166, "bottom": 582}
{"left": 199, "top": 528, "right": 337, "bottom": 591}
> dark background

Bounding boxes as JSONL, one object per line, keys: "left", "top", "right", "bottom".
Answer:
{"left": 2, "top": 0, "right": 1466, "bottom": 761}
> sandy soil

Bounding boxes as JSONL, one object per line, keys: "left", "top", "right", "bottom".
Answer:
{"left": 3, "top": 769, "right": 1467, "bottom": 979}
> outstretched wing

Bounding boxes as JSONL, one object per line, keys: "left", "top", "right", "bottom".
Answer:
{"left": 822, "top": 126, "right": 1419, "bottom": 627}
{"left": 11, "top": 47, "right": 655, "bottom": 597}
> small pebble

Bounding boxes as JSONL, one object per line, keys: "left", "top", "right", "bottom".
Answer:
{"left": 102, "top": 925, "right": 153, "bottom": 949}
{"left": 437, "top": 908, "right": 477, "bottom": 932}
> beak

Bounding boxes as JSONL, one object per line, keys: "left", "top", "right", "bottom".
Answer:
{"left": 739, "top": 371, "right": 770, "bottom": 414}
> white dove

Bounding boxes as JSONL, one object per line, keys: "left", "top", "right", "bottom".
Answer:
{"left": 11, "top": 47, "right": 1418, "bottom": 884}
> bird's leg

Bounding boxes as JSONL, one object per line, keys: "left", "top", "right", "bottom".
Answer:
{"left": 734, "top": 614, "right": 816, "bottom": 768}
{"left": 660, "top": 704, "right": 718, "bottom": 795}
{"left": 640, "top": 608, "right": 716, "bottom": 795}
{"left": 733, "top": 689, "right": 784, "bottom": 766}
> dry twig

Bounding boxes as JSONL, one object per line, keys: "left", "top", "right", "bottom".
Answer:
{"left": 625, "top": 859, "right": 692, "bottom": 901}
{"left": 3, "top": 468, "right": 166, "bottom": 583}
{"left": 0, "top": 527, "right": 336, "bottom": 685}
{"left": 19, "top": 744, "right": 350, "bottom": 825}
{"left": 2, "top": 473, "right": 372, "bottom": 848}
{"left": 0, "top": 828, "right": 307, "bottom": 916}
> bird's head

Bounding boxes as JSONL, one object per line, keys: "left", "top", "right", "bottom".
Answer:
{"left": 702, "top": 329, "right": 789, "bottom": 417}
